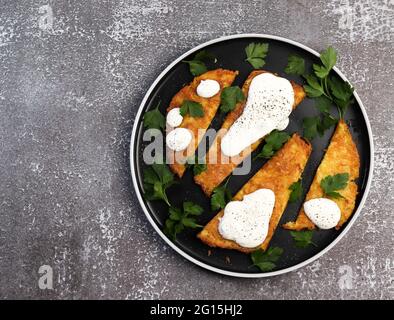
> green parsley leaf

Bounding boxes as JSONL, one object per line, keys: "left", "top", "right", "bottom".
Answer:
{"left": 303, "top": 116, "right": 320, "bottom": 141}
{"left": 320, "top": 46, "right": 337, "bottom": 72}
{"left": 183, "top": 50, "right": 215, "bottom": 76}
{"left": 328, "top": 76, "right": 354, "bottom": 101}
{"left": 142, "top": 167, "right": 157, "bottom": 185}
{"left": 303, "top": 114, "right": 337, "bottom": 141}
{"left": 257, "top": 143, "right": 274, "bottom": 159}
{"left": 313, "top": 47, "right": 337, "bottom": 79}
{"left": 290, "top": 231, "right": 316, "bottom": 248}
{"left": 245, "top": 42, "right": 269, "bottom": 69}
{"left": 183, "top": 201, "right": 204, "bottom": 215}
{"left": 185, "top": 60, "right": 207, "bottom": 76}
{"left": 251, "top": 247, "right": 283, "bottom": 272}
{"left": 169, "top": 206, "right": 182, "bottom": 221}
{"left": 211, "top": 180, "right": 232, "bottom": 211}
{"left": 320, "top": 173, "right": 349, "bottom": 199}
{"left": 181, "top": 217, "right": 201, "bottom": 228}
{"left": 180, "top": 100, "right": 204, "bottom": 117}
{"left": 164, "top": 219, "right": 176, "bottom": 233}
{"left": 313, "top": 64, "right": 329, "bottom": 79}
{"left": 289, "top": 179, "right": 303, "bottom": 203}
{"left": 318, "top": 113, "right": 337, "bottom": 135}
{"left": 335, "top": 96, "right": 354, "bottom": 118}
{"left": 163, "top": 202, "right": 203, "bottom": 240}
{"left": 265, "top": 130, "right": 290, "bottom": 149}
{"left": 220, "top": 86, "right": 245, "bottom": 113}
{"left": 152, "top": 163, "right": 173, "bottom": 185}
{"left": 315, "top": 96, "right": 332, "bottom": 114}
{"left": 303, "top": 74, "right": 325, "bottom": 98}
{"left": 328, "top": 76, "right": 354, "bottom": 117}
{"left": 304, "top": 85, "right": 324, "bottom": 98}
{"left": 143, "top": 101, "right": 165, "bottom": 130}
{"left": 143, "top": 162, "right": 175, "bottom": 206}
{"left": 193, "top": 50, "right": 215, "bottom": 61}
{"left": 255, "top": 130, "right": 290, "bottom": 159}
{"left": 285, "top": 55, "right": 305, "bottom": 76}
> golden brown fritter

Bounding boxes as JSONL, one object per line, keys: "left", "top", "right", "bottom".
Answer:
{"left": 194, "top": 71, "right": 306, "bottom": 196}
{"left": 282, "top": 120, "right": 360, "bottom": 231}
{"left": 167, "top": 69, "right": 238, "bottom": 178}
{"left": 198, "top": 134, "right": 312, "bottom": 253}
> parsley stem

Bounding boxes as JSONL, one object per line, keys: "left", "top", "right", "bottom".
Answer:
{"left": 324, "top": 77, "right": 328, "bottom": 95}
{"left": 163, "top": 194, "right": 171, "bottom": 207}
{"left": 323, "top": 77, "right": 332, "bottom": 100}
{"left": 224, "top": 175, "right": 231, "bottom": 187}
{"left": 319, "top": 78, "right": 331, "bottom": 100}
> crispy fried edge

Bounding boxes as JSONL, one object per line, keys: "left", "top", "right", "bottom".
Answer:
{"left": 167, "top": 69, "right": 238, "bottom": 178}
{"left": 197, "top": 134, "right": 312, "bottom": 253}
{"left": 282, "top": 120, "right": 360, "bottom": 231}
{"left": 194, "top": 71, "right": 306, "bottom": 196}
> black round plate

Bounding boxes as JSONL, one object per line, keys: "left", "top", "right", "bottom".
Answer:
{"left": 130, "top": 34, "right": 373, "bottom": 277}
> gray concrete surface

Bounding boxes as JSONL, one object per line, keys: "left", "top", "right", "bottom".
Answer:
{"left": 0, "top": 0, "right": 393, "bottom": 300}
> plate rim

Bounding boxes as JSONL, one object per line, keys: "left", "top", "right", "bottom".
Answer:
{"left": 129, "top": 33, "right": 374, "bottom": 278}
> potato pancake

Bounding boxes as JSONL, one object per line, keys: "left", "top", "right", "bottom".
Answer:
{"left": 198, "top": 134, "right": 312, "bottom": 253}
{"left": 283, "top": 120, "right": 360, "bottom": 230}
{"left": 167, "top": 69, "right": 238, "bottom": 178}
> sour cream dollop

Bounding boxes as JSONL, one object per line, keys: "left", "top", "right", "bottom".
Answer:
{"left": 196, "top": 79, "right": 220, "bottom": 98}
{"left": 221, "top": 73, "right": 294, "bottom": 157}
{"left": 166, "top": 107, "right": 183, "bottom": 127}
{"left": 218, "top": 189, "right": 275, "bottom": 248}
{"left": 276, "top": 117, "right": 289, "bottom": 131}
{"left": 303, "top": 198, "right": 341, "bottom": 229}
{"left": 166, "top": 128, "right": 192, "bottom": 152}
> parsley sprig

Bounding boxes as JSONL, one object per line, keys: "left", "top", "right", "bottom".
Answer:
{"left": 254, "top": 130, "right": 290, "bottom": 159}
{"left": 320, "top": 173, "right": 349, "bottom": 199}
{"left": 290, "top": 231, "right": 317, "bottom": 248}
{"left": 183, "top": 50, "right": 215, "bottom": 76}
{"left": 180, "top": 100, "right": 204, "bottom": 117}
{"left": 328, "top": 76, "right": 354, "bottom": 117}
{"left": 285, "top": 47, "right": 354, "bottom": 140}
{"left": 143, "top": 162, "right": 176, "bottom": 206}
{"left": 211, "top": 178, "right": 232, "bottom": 211}
{"left": 142, "top": 101, "right": 205, "bottom": 241}
{"left": 143, "top": 101, "right": 165, "bottom": 130}
{"left": 220, "top": 86, "right": 245, "bottom": 114}
{"left": 245, "top": 42, "right": 269, "bottom": 69}
{"left": 251, "top": 247, "right": 283, "bottom": 272}
{"left": 164, "top": 202, "right": 203, "bottom": 240}
{"left": 285, "top": 55, "right": 305, "bottom": 76}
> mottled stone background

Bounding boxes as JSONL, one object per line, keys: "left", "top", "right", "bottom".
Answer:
{"left": 0, "top": 0, "right": 393, "bottom": 300}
